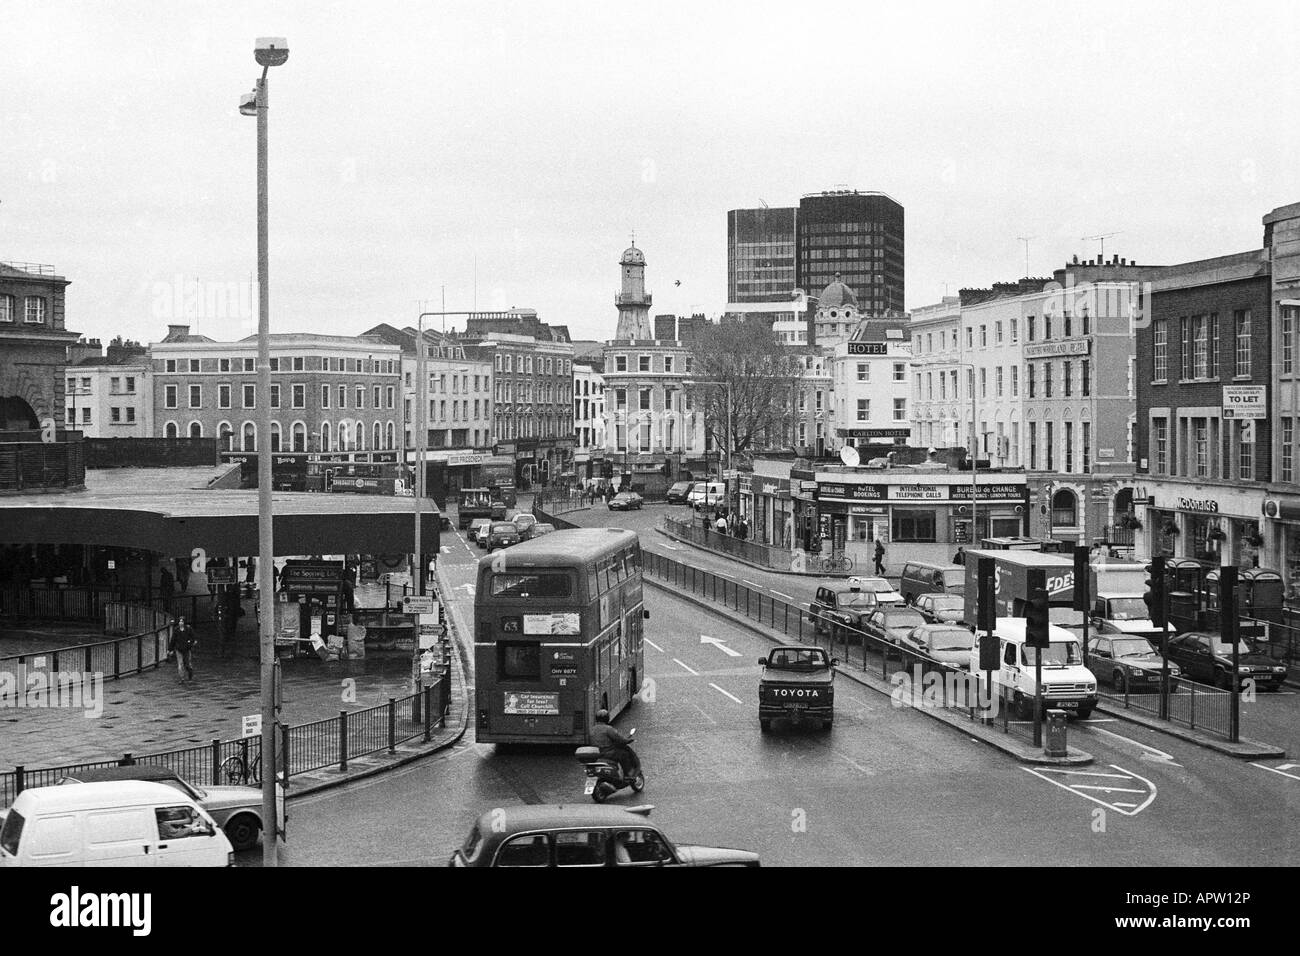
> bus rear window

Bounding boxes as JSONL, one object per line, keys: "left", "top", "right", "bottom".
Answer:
{"left": 498, "top": 642, "right": 541, "bottom": 680}
{"left": 491, "top": 573, "right": 573, "bottom": 598}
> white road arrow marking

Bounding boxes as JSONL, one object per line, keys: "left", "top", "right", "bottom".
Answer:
{"left": 1024, "top": 763, "right": 1157, "bottom": 816}
{"left": 700, "top": 635, "right": 741, "bottom": 657}
{"left": 441, "top": 546, "right": 451, "bottom": 554}
{"left": 1089, "top": 726, "right": 1182, "bottom": 767}
{"left": 1251, "top": 762, "right": 1300, "bottom": 782}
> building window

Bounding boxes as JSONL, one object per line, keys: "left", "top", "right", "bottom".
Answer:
{"left": 338, "top": 385, "right": 347, "bottom": 408}
{"left": 1239, "top": 423, "right": 1253, "bottom": 480}
{"left": 1063, "top": 360, "right": 1072, "bottom": 397}
{"left": 1011, "top": 365, "right": 1019, "bottom": 397}
{"left": 638, "top": 355, "right": 650, "bottom": 372}
{"left": 856, "top": 363, "right": 869, "bottom": 382}
{"left": 1064, "top": 314, "right": 1073, "bottom": 338}
{"left": 321, "top": 385, "right": 330, "bottom": 408}
{"left": 374, "top": 385, "right": 381, "bottom": 408}
{"left": 1154, "top": 418, "right": 1168, "bottom": 475}
{"left": 24, "top": 296, "right": 46, "bottom": 323}
{"left": 165, "top": 422, "right": 178, "bottom": 439}
{"left": 1045, "top": 421, "right": 1054, "bottom": 471}
{"left": 1282, "top": 307, "right": 1296, "bottom": 375}
{"left": 165, "top": 359, "right": 177, "bottom": 373}
{"left": 269, "top": 358, "right": 280, "bottom": 372}
{"left": 893, "top": 398, "right": 906, "bottom": 421}
{"left": 356, "top": 386, "right": 365, "bottom": 408}
{"left": 966, "top": 327, "right": 973, "bottom": 349}
{"left": 893, "top": 362, "right": 905, "bottom": 383}
{"left": 979, "top": 367, "right": 987, "bottom": 398}
{"left": 857, "top": 399, "right": 869, "bottom": 421}
{"left": 0, "top": 294, "right": 13, "bottom": 322}
{"left": 1081, "top": 359, "right": 1090, "bottom": 396}
{"left": 189, "top": 384, "right": 202, "bottom": 408}
{"left": 1194, "top": 418, "right": 1209, "bottom": 477}
{"left": 1153, "top": 319, "right": 1168, "bottom": 381}
{"left": 1209, "top": 313, "right": 1219, "bottom": 377}
{"left": 189, "top": 421, "right": 202, "bottom": 439}
{"left": 1051, "top": 489, "right": 1077, "bottom": 527}
{"left": 165, "top": 384, "right": 178, "bottom": 408}
{"left": 1044, "top": 315, "right": 1052, "bottom": 340}
{"left": 188, "top": 359, "right": 200, "bottom": 373}
{"left": 1028, "top": 422, "right": 1037, "bottom": 470}
{"left": 1064, "top": 421, "right": 1074, "bottom": 472}
{"left": 242, "top": 422, "right": 256, "bottom": 451}
{"left": 80, "top": 407, "right": 91, "bottom": 424}
{"left": 1234, "top": 310, "right": 1252, "bottom": 377}
{"left": 892, "top": 509, "right": 936, "bottom": 543}
{"left": 293, "top": 357, "right": 304, "bottom": 372}
{"left": 1284, "top": 420, "right": 1294, "bottom": 483}
{"left": 243, "top": 384, "right": 255, "bottom": 408}
{"left": 1027, "top": 364, "right": 1035, "bottom": 398}
{"left": 996, "top": 366, "right": 1004, "bottom": 397}
{"left": 664, "top": 357, "right": 674, "bottom": 374}
{"left": 1082, "top": 421, "right": 1091, "bottom": 474}
{"left": 293, "top": 384, "right": 305, "bottom": 408}
{"left": 270, "top": 422, "right": 281, "bottom": 452}
{"left": 270, "top": 384, "right": 280, "bottom": 409}
{"left": 1044, "top": 362, "right": 1053, "bottom": 398}
{"left": 995, "top": 321, "right": 1003, "bottom": 344}
{"left": 219, "top": 384, "right": 231, "bottom": 408}
{"left": 125, "top": 377, "right": 135, "bottom": 393}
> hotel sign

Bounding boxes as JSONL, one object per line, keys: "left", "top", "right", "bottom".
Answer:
{"left": 1023, "top": 340, "right": 1091, "bottom": 359}
{"left": 1222, "top": 385, "right": 1266, "bottom": 419}
{"left": 817, "top": 483, "right": 886, "bottom": 501}
{"left": 847, "top": 342, "right": 888, "bottom": 355}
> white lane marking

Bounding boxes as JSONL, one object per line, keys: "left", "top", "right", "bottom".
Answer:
{"left": 672, "top": 658, "right": 699, "bottom": 676}
{"left": 770, "top": 589, "right": 794, "bottom": 601}
{"left": 1070, "top": 785, "right": 1148, "bottom": 794}
{"left": 1088, "top": 726, "right": 1182, "bottom": 765}
{"left": 700, "top": 634, "right": 741, "bottom": 657}
{"left": 1075, "top": 718, "right": 1115, "bottom": 723}
{"left": 1023, "top": 763, "right": 1157, "bottom": 816}
{"left": 743, "top": 579, "right": 762, "bottom": 588}
{"left": 1251, "top": 762, "right": 1300, "bottom": 782}
{"left": 1037, "top": 769, "right": 1136, "bottom": 779}
{"left": 644, "top": 638, "right": 664, "bottom": 653}
{"left": 661, "top": 544, "right": 681, "bottom": 551}
{"left": 708, "top": 683, "right": 743, "bottom": 704}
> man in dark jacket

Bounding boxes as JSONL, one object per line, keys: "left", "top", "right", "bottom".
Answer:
{"left": 590, "top": 709, "right": 640, "bottom": 779}
{"left": 169, "top": 616, "right": 197, "bottom": 682}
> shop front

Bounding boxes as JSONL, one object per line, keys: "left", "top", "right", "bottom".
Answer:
{"left": 1143, "top": 486, "right": 1269, "bottom": 570}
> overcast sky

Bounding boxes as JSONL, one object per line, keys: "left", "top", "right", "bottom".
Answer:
{"left": 4, "top": 0, "right": 1298, "bottom": 347}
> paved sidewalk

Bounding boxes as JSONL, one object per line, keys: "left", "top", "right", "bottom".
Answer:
{"left": 4, "top": 590, "right": 426, "bottom": 772}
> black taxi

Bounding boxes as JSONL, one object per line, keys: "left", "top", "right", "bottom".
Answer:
{"left": 807, "top": 580, "right": 880, "bottom": 637}
{"left": 449, "top": 804, "right": 760, "bottom": 867}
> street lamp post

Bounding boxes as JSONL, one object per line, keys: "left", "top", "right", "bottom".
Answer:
{"left": 240, "top": 36, "right": 288, "bottom": 869}
{"left": 685, "top": 379, "right": 733, "bottom": 507}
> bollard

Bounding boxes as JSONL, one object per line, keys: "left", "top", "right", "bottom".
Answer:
{"left": 388, "top": 697, "right": 397, "bottom": 753}
{"left": 1044, "top": 709, "right": 1068, "bottom": 757}
{"left": 424, "top": 685, "right": 433, "bottom": 741}
{"left": 211, "top": 739, "right": 222, "bottom": 786}
{"left": 339, "top": 710, "right": 349, "bottom": 772}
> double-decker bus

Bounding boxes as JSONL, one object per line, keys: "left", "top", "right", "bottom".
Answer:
{"left": 474, "top": 528, "right": 647, "bottom": 744}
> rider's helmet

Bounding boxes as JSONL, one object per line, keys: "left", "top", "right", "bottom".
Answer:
{"left": 595, "top": 708, "right": 610, "bottom": 723}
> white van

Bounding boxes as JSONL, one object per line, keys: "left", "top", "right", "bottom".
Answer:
{"left": 969, "top": 617, "right": 1098, "bottom": 720}
{"left": 0, "top": 781, "right": 233, "bottom": 867}
{"left": 688, "top": 481, "right": 726, "bottom": 510}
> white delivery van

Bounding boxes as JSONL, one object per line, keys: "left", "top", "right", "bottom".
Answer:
{"left": 0, "top": 781, "right": 233, "bottom": 867}
{"left": 688, "top": 481, "right": 727, "bottom": 510}
{"left": 970, "top": 617, "right": 1098, "bottom": 720}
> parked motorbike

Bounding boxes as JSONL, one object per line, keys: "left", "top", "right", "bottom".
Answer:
{"left": 574, "top": 729, "right": 645, "bottom": 803}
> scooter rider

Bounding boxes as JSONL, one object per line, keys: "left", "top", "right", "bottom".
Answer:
{"left": 590, "top": 709, "right": 640, "bottom": 780}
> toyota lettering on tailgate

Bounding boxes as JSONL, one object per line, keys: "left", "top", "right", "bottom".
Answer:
{"left": 773, "top": 688, "right": 820, "bottom": 698}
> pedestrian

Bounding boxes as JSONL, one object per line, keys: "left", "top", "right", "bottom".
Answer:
{"left": 873, "top": 538, "right": 886, "bottom": 576}
{"left": 715, "top": 514, "right": 728, "bottom": 534}
{"left": 169, "top": 615, "right": 197, "bottom": 683}
{"left": 342, "top": 565, "right": 356, "bottom": 613}
{"left": 951, "top": 546, "right": 966, "bottom": 566}
{"left": 738, "top": 517, "right": 749, "bottom": 541}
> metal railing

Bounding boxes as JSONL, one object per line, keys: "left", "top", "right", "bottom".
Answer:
{"left": 1097, "top": 677, "right": 1232, "bottom": 739}
{"left": 0, "top": 602, "right": 172, "bottom": 687}
{"left": 2, "top": 584, "right": 221, "bottom": 626}
{"left": 2, "top": 668, "right": 453, "bottom": 805}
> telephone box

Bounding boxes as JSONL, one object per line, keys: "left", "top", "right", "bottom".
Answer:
{"left": 277, "top": 560, "right": 345, "bottom": 656}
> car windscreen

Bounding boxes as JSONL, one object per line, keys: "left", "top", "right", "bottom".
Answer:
{"left": 1210, "top": 637, "right": 1260, "bottom": 656}
{"left": 1022, "top": 642, "right": 1081, "bottom": 666}
{"left": 932, "top": 596, "right": 964, "bottom": 610}
{"left": 491, "top": 523, "right": 518, "bottom": 533}
{"left": 886, "top": 612, "right": 926, "bottom": 631}
{"left": 1111, "top": 638, "right": 1156, "bottom": 659}
{"left": 490, "top": 572, "right": 574, "bottom": 598}
{"left": 1106, "top": 598, "right": 1149, "bottom": 620}
{"left": 767, "top": 649, "right": 829, "bottom": 669}
{"left": 838, "top": 592, "right": 877, "bottom": 608}
{"left": 927, "top": 628, "right": 974, "bottom": 651}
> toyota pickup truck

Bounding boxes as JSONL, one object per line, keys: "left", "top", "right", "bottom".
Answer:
{"left": 757, "top": 645, "right": 837, "bottom": 733}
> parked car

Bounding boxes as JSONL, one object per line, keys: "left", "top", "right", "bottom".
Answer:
{"left": 56, "top": 764, "right": 282, "bottom": 852}
{"left": 449, "top": 804, "right": 760, "bottom": 867}
{"left": 860, "top": 606, "right": 927, "bottom": 646}
{"left": 913, "top": 592, "right": 966, "bottom": 624}
{"left": 1165, "top": 632, "right": 1286, "bottom": 691}
{"left": 528, "top": 522, "right": 556, "bottom": 539}
{"left": 808, "top": 582, "right": 879, "bottom": 637}
{"left": 608, "top": 492, "right": 644, "bottom": 511}
{"left": 1085, "top": 635, "right": 1181, "bottom": 694}
{"left": 487, "top": 521, "right": 521, "bottom": 553}
{"left": 758, "top": 645, "right": 837, "bottom": 732}
{"left": 900, "top": 623, "right": 975, "bottom": 667}
{"left": 687, "top": 481, "right": 726, "bottom": 510}
{"left": 469, "top": 518, "right": 492, "bottom": 548}
{"left": 847, "top": 576, "right": 904, "bottom": 606}
{"left": 513, "top": 513, "right": 538, "bottom": 538}
{"left": 665, "top": 481, "right": 693, "bottom": 504}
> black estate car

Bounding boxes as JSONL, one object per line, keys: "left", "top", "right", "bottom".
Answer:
{"left": 1165, "top": 632, "right": 1286, "bottom": 691}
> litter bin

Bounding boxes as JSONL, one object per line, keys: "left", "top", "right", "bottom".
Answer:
{"left": 1045, "top": 709, "right": 1068, "bottom": 757}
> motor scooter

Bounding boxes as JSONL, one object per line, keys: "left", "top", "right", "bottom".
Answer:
{"left": 574, "top": 729, "right": 645, "bottom": 803}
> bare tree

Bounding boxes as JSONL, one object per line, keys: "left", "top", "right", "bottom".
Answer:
{"left": 687, "top": 320, "right": 803, "bottom": 463}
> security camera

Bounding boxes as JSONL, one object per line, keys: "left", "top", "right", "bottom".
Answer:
{"left": 255, "top": 37, "right": 289, "bottom": 67}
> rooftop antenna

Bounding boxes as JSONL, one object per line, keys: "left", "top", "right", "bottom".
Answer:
{"left": 1081, "top": 232, "right": 1121, "bottom": 260}
{"left": 1016, "top": 236, "right": 1035, "bottom": 278}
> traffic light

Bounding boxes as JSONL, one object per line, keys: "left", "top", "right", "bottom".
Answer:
{"left": 976, "top": 557, "right": 995, "bottom": 632}
{"left": 1073, "top": 545, "right": 1090, "bottom": 613}
{"left": 1144, "top": 556, "right": 1166, "bottom": 628}
{"left": 1024, "top": 567, "right": 1050, "bottom": 648}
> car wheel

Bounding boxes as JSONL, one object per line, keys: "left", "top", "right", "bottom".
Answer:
{"left": 631, "top": 772, "right": 646, "bottom": 793}
{"left": 224, "top": 813, "right": 261, "bottom": 852}
{"left": 1077, "top": 706, "right": 1094, "bottom": 720}
{"left": 759, "top": 719, "right": 772, "bottom": 733}
{"left": 591, "top": 786, "right": 607, "bottom": 804}
{"left": 1113, "top": 671, "right": 1127, "bottom": 694}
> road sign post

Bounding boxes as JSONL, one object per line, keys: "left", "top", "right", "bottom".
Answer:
{"left": 1025, "top": 568, "right": 1048, "bottom": 747}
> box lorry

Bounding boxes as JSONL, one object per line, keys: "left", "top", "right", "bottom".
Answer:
{"left": 963, "top": 548, "right": 1085, "bottom": 641}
